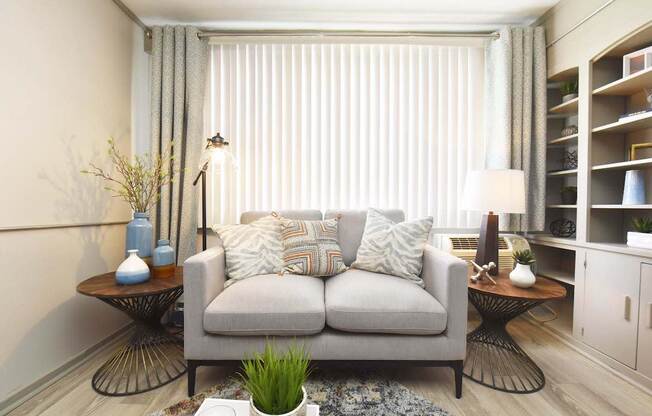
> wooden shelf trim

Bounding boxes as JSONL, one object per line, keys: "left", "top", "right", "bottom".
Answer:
{"left": 593, "top": 66, "right": 652, "bottom": 96}
{"left": 591, "top": 204, "right": 652, "bottom": 209}
{"left": 547, "top": 204, "right": 577, "bottom": 209}
{"left": 548, "top": 133, "right": 578, "bottom": 146}
{"left": 548, "top": 97, "right": 579, "bottom": 115}
{"left": 592, "top": 112, "right": 652, "bottom": 134}
{"left": 592, "top": 157, "right": 652, "bottom": 171}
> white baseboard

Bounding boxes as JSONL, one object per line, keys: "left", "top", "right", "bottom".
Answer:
{"left": 0, "top": 323, "right": 133, "bottom": 416}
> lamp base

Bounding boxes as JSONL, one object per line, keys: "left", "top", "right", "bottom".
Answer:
{"left": 475, "top": 213, "right": 499, "bottom": 276}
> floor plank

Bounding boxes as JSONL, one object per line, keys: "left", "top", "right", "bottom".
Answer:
{"left": 8, "top": 317, "right": 652, "bottom": 416}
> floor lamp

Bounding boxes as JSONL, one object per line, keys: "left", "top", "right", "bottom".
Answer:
{"left": 461, "top": 169, "right": 526, "bottom": 275}
{"left": 193, "top": 132, "right": 232, "bottom": 251}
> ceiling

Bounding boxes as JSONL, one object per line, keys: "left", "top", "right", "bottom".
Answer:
{"left": 123, "top": 0, "right": 560, "bottom": 31}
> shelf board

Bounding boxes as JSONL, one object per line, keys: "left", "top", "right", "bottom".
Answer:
{"left": 538, "top": 269, "right": 575, "bottom": 286}
{"left": 593, "top": 66, "right": 652, "bottom": 96}
{"left": 592, "top": 204, "right": 652, "bottom": 209}
{"left": 548, "top": 133, "right": 578, "bottom": 146}
{"left": 592, "top": 157, "right": 652, "bottom": 172}
{"left": 548, "top": 97, "right": 579, "bottom": 115}
{"left": 526, "top": 234, "right": 577, "bottom": 246}
{"left": 592, "top": 112, "right": 652, "bottom": 135}
{"left": 547, "top": 169, "right": 578, "bottom": 177}
{"left": 547, "top": 204, "right": 577, "bottom": 209}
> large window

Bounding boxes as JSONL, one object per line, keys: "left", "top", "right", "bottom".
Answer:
{"left": 205, "top": 38, "right": 485, "bottom": 227}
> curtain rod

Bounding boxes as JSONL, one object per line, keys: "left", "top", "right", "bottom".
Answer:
{"left": 197, "top": 29, "right": 499, "bottom": 40}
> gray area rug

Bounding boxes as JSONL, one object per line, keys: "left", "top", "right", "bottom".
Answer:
{"left": 150, "top": 371, "right": 450, "bottom": 416}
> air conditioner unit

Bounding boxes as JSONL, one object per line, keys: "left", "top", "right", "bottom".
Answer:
{"left": 432, "top": 234, "right": 530, "bottom": 272}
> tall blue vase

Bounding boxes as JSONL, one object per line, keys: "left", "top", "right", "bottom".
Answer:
{"left": 125, "top": 212, "right": 153, "bottom": 258}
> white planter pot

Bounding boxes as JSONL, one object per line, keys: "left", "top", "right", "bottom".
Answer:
{"left": 562, "top": 93, "right": 577, "bottom": 102}
{"left": 627, "top": 231, "right": 652, "bottom": 249}
{"left": 250, "top": 387, "right": 307, "bottom": 416}
{"left": 509, "top": 263, "right": 536, "bottom": 288}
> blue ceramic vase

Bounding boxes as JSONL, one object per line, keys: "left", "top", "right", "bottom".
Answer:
{"left": 116, "top": 250, "right": 150, "bottom": 285}
{"left": 623, "top": 170, "right": 646, "bottom": 205}
{"left": 153, "top": 239, "right": 175, "bottom": 266}
{"left": 126, "top": 212, "right": 153, "bottom": 258}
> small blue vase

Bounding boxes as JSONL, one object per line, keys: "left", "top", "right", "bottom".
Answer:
{"left": 153, "top": 239, "right": 175, "bottom": 266}
{"left": 126, "top": 212, "right": 153, "bottom": 258}
{"left": 623, "top": 170, "right": 646, "bottom": 205}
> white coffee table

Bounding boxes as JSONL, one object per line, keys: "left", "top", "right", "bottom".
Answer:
{"left": 195, "top": 398, "right": 319, "bottom": 416}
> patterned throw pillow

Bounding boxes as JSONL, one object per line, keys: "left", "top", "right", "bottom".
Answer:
{"left": 212, "top": 215, "right": 283, "bottom": 287}
{"left": 280, "top": 218, "right": 347, "bottom": 277}
{"left": 352, "top": 208, "right": 433, "bottom": 287}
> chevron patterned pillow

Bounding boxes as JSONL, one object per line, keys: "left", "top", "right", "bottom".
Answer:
{"left": 213, "top": 214, "right": 283, "bottom": 287}
{"left": 352, "top": 208, "right": 433, "bottom": 287}
{"left": 280, "top": 217, "right": 347, "bottom": 277}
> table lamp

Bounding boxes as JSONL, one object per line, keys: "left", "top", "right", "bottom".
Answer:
{"left": 461, "top": 169, "right": 526, "bottom": 275}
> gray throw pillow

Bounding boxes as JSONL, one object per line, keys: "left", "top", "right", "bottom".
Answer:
{"left": 352, "top": 208, "right": 433, "bottom": 287}
{"left": 212, "top": 214, "right": 283, "bottom": 287}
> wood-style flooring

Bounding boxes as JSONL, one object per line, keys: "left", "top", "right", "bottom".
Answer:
{"left": 8, "top": 316, "right": 652, "bottom": 416}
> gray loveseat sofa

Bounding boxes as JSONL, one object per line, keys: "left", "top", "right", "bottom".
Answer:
{"left": 184, "top": 209, "right": 468, "bottom": 398}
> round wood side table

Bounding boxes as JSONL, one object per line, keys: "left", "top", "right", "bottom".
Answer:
{"left": 77, "top": 267, "right": 185, "bottom": 396}
{"left": 464, "top": 270, "right": 566, "bottom": 394}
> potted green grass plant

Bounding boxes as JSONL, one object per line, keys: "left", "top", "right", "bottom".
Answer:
{"left": 240, "top": 343, "right": 311, "bottom": 416}
{"left": 560, "top": 81, "right": 578, "bottom": 102}
{"left": 627, "top": 217, "right": 652, "bottom": 249}
{"left": 510, "top": 249, "right": 536, "bottom": 288}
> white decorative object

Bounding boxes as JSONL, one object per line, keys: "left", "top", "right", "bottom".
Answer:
{"left": 623, "top": 46, "right": 652, "bottom": 77}
{"left": 509, "top": 263, "right": 536, "bottom": 288}
{"left": 470, "top": 261, "right": 497, "bottom": 284}
{"left": 562, "top": 93, "right": 577, "bottom": 103}
{"left": 195, "top": 398, "right": 319, "bottom": 416}
{"left": 627, "top": 232, "right": 652, "bottom": 250}
{"left": 250, "top": 387, "right": 308, "bottom": 416}
{"left": 115, "top": 249, "right": 150, "bottom": 285}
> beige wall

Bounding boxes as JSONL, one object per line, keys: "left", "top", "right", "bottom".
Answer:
{"left": 0, "top": 0, "right": 147, "bottom": 403}
{"left": 540, "top": 0, "right": 652, "bottom": 76}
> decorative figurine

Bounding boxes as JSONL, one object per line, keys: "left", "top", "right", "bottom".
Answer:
{"left": 470, "top": 261, "right": 497, "bottom": 285}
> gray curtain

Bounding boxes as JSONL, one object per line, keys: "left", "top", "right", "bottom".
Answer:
{"left": 485, "top": 27, "right": 547, "bottom": 232}
{"left": 150, "top": 26, "right": 208, "bottom": 263}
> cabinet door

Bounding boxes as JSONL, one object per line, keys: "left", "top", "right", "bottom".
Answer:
{"left": 584, "top": 250, "right": 640, "bottom": 368}
{"left": 638, "top": 264, "right": 652, "bottom": 378}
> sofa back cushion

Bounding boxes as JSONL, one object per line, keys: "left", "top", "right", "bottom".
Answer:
{"left": 241, "top": 210, "right": 322, "bottom": 224}
{"left": 324, "top": 209, "right": 404, "bottom": 266}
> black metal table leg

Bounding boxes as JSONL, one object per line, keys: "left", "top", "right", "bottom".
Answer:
{"left": 463, "top": 290, "right": 546, "bottom": 393}
{"left": 92, "top": 287, "right": 186, "bottom": 396}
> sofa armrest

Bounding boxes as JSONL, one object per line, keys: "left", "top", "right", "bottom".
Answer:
{"left": 421, "top": 244, "right": 468, "bottom": 341}
{"left": 183, "top": 245, "right": 226, "bottom": 342}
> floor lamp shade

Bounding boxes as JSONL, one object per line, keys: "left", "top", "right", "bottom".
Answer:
{"left": 462, "top": 170, "right": 526, "bottom": 274}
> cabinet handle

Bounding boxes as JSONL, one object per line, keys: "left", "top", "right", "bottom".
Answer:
{"left": 648, "top": 303, "right": 652, "bottom": 329}
{"left": 624, "top": 296, "right": 632, "bottom": 321}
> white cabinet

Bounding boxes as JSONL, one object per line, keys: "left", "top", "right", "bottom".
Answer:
{"left": 583, "top": 250, "right": 640, "bottom": 368}
{"left": 638, "top": 264, "right": 652, "bottom": 379}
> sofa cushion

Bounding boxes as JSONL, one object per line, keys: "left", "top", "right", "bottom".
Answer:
{"left": 203, "top": 274, "right": 325, "bottom": 336}
{"left": 324, "top": 209, "right": 404, "bottom": 266}
{"left": 325, "top": 269, "right": 446, "bottom": 335}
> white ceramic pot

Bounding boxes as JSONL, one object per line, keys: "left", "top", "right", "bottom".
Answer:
{"left": 562, "top": 93, "right": 577, "bottom": 102}
{"left": 249, "top": 387, "right": 307, "bottom": 416}
{"left": 115, "top": 249, "right": 150, "bottom": 285}
{"left": 509, "top": 263, "right": 536, "bottom": 288}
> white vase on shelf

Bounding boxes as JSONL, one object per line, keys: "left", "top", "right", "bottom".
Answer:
{"left": 509, "top": 263, "right": 536, "bottom": 288}
{"left": 115, "top": 249, "right": 150, "bottom": 285}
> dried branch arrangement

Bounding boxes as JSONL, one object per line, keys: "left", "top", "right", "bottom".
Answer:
{"left": 82, "top": 138, "right": 176, "bottom": 213}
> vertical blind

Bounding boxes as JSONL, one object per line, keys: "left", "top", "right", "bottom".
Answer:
{"left": 205, "top": 39, "right": 485, "bottom": 227}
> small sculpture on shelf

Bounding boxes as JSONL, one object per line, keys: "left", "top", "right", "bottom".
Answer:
{"left": 470, "top": 261, "right": 497, "bottom": 285}
{"left": 561, "top": 125, "right": 578, "bottom": 137}
{"left": 561, "top": 150, "right": 578, "bottom": 170}
{"left": 549, "top": 218, "right": 576, "bottom": 238}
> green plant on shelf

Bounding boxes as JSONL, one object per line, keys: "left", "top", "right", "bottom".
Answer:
{"left": 632, "top": 217, "right": 652, "bottom": 233}
{"left": 239, "top": 342, "right": 311, "bottom": 415}
{"left": 512, "top": 249, "right": 536, "bottom": 266}
{"left": 560, "top": 81, "right": 578, "bottom": 96}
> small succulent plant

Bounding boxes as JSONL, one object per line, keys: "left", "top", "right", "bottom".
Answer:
{"left": 512, "top": 249, "right": 536, "bottom": 265}
{"left": 633, "top": 217, "right": 652, "bottom": 233}
{"left": 560, "top": 81, "right": 578, "bottom": 96}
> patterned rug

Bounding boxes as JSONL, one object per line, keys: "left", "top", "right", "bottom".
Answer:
{"left": 150, "top": 371, "right": 450, "bottom": 416}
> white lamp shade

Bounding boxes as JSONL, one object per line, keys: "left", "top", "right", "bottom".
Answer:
{"left": 461, "top": 169, "right": 526, "bottom": 214}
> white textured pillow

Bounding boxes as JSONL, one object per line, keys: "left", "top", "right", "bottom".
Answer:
{"left": 212, "top": 215, "right": 283, "bottom": 287}
{"left": 352, "top": 208, "right": 433, "bottom": 287}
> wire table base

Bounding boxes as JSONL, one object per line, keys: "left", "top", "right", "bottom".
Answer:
{"left": 463, "top": 289, "right": 546, "bottom": 394}
{"left": 92, "top": 287, "right": 186, "bottom": 396}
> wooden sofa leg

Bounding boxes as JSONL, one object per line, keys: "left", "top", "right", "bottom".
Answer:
{"left": 187, "top": 361, "right": 198, "bottom": 397}
{"left": 453, "top": 360, "right": 463, "bottom": 399}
